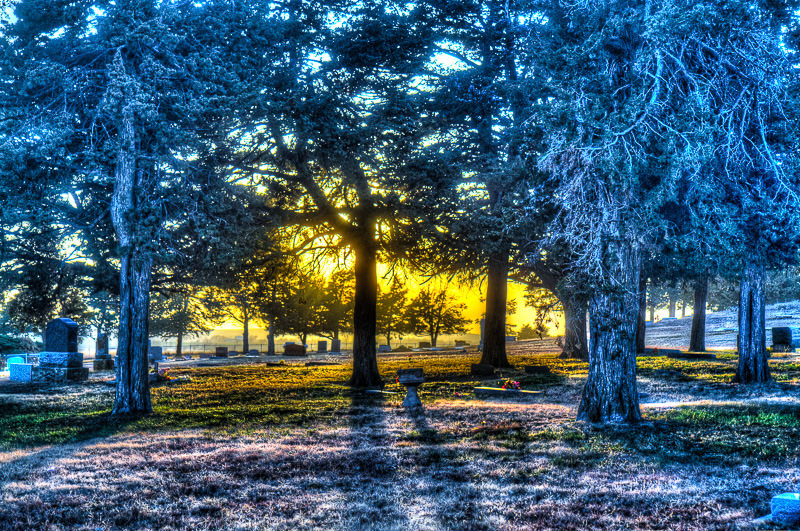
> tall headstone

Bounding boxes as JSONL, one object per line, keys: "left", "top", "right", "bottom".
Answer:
{"left": 215, "top": 346, "right": 229, "bottom": 358}
{"left": 35, "top": 318, "right": 89, "bottom": 383}
{"left": 46, "top": 318, "right": 79, "bottom": 353}
{"left": 93, "top": 333, "right": 114, "bottom": 371}
{"left": 331, "top": 339, "right": 341, "bottom": 353}
{"left": 318, "top": 340, "right": 328, "bottom": 353}
{"left": 148, "top": 345, "right": 163, "bottom": 363}
{"left": 96, "top": 333, "right": 109, "bottom": 357}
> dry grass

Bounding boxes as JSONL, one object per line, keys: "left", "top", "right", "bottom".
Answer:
{"left": 0, "top": 340, "right": 799, "bottom": 530}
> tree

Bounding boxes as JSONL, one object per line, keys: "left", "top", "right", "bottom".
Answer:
{"left": 150, "top": 286, "right": 219, "bottom": 356}
{"left": 3, "top": 0, "right": 257, "bottom": 415}
{"left": 376, "top": 279, "right": 410, "bottom": 347}
{"left": 401, "top": 0, "right": 547, "bottom": 369}
{"left": 533, "top": 0, "right": 800, "bottom": 421}
{"left": 403, "top": 287, "right": 468, "bottom": 347}
{"left": 276, "top": 273, "right": 330, "bottom": 346}
{"left": 226, "top": 1, "right": 439, "bottom": 387}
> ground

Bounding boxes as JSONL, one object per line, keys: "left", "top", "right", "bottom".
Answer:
{"left": 1, "top": 340, "right": 799, "bottom": 530}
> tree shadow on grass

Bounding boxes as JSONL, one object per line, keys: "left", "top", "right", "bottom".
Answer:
{"left": 0, "top": 381, "right": 134, "bottom": 450}
{"left": 343, "top": 390, "right": 410, "bottom": 529}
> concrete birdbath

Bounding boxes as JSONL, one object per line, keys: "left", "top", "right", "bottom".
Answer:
{"left": 397, "top": 368, "right": 425, "bottom": 409}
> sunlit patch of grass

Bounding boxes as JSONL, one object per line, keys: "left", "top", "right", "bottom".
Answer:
{"left": 636, "top": 356, "right": 735, "bottom": 383}
{"left": 655, "top": 405, "right": 800, "bottom": 428}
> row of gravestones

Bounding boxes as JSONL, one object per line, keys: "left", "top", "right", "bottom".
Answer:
{"left": 10, "top": 318, "right": 90, "bottom": 383}
{"left": 148, "top": 339, "right": 344, "bottom": 362}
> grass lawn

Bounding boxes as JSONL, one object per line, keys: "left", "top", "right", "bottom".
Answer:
{"left": 0, "top": 340, "right": 798, "bottom": 530}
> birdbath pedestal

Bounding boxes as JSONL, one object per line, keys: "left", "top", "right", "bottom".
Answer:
{"left": 397, "top": 368, "right": 425, "bottom": 409}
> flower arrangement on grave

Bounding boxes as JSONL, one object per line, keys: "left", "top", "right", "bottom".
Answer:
{"left": 501, "top": 379, "right": 520, "bottom": 390}
{"left": 150, "top": 367, "right": 174, "bottom": 382}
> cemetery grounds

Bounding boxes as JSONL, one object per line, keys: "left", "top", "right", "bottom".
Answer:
{"left": 0, "top": 340, "right": 799, "bottom": 530}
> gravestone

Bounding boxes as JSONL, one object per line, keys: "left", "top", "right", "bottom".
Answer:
{"left": 771, "top": 327, "right": 800, "bottom": 352}
{"left": 96, "top": 334, "right": 109, "bottom": 356}
{"left": 248, "top": 349, "right": 260, "bottom": 356}
{"left": 524, "top": 365, "right": 551, "bottom": 375}
{"left": 46, "top": 318, "right": 78, "bottom": 353}
{"left": 284, "top": 343, "right": 306, "bottom": 356}
{"left": 5, "top": 356, "right": 24, "bottom": 370}
{"left": 148, "top": 345, "right": 163, "bottom": 363}
{"left": 34, "top": 318, "right": 89, "bottom": 383}
{"left": 94, "top": 333, "right": 114, "bottom": 371}
{"left": 10, "top": 363, "right": 33, "bottom": 382}
{"left": 215, "top": 347, "right": 229, "bottom": 358}
{"left": 768, "top": 493, "right": 800, "bottom": 526}
{"left": 397, "top": 368, "right": 424, "bottom": 409}
{"left": 666, "top": 350, "right": 716, "bottom": 361}
{"left": 471, "top": 363, "right": 495, "bottom": 377}
{"left": 331, "top": 339, "right": 341, "bottom": 353}
{"left": 318, "top": 340, "right": 328, "bottom": 353}
{"left": 505, "top": 335, "right": 516, "bottom": 342}
{"left": 418, "top": 341, "right": 431, "bottom": 348}
{"left": 378, "top": 345, "right": 391, "bottom": 353}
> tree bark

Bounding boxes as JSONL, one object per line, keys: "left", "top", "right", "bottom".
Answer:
{"left": 110, "top": 103, "right": 151, "bottom": 417}
{"left": 480, "top": 251, "right": 511, "bottom": 367}
{"left": 648, "top": 305, "right": 655, "bottom": 322}
{"left": 577, "top": 242, "right": 642, "bottom": 424}
{"left": 267, "top": 317, "right": 275, "bottom": 356}
{"left": 689, "top": 276, "right": 708, "bottom": 352}
{"left": 560, "top": 295, "right": 588, "bottom": 360}
{"left": 176, "top": 331, "right": 183, "bottom": 357}
{"left": 735, "top": 261, "right": 770, "bottom": 383}
{"left": 636, "top": 275, "right": 647, "bottom": 353}
{"left": 242, "top": 311, "right": 249, "bottom": 353}
{"left": 349, "top": 238, "right": 381, "bottom": 387}
{"left": 668, "top": 295, "right": 676, "bottom": 318}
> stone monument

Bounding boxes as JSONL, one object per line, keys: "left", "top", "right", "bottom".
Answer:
{"left": 331, "top": 339, "right": 341, "bottom": 353}
{"left": 318, "top": 340, "right": 328, "bottom": 353}
{"left": 93, "top": 333, "right": 114, "bottom": 371}
{"left": 284, "top": 343, "right": 306, "bottom": 356}
{"left": 215, "top": 346, "right": 229, "bottom": 358}
{"left": 148, "top": 341, "right": 164, "bottom": 363}
{"left": 34, "top": 318, "right": 89, "bottom": 383}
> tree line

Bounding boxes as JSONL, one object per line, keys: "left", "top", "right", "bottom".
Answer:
{"left": 2, "top": 0, "right": 800, "bottom": 423}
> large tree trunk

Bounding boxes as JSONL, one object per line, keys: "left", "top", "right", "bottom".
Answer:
{"left": 577, "top": 242, "right": 642, "bottom": 424}
{"left": 242, "top": 312, "right": 249, "bottom": 354}
{"left": 176, "top": 331, "right": 183, "bottom": 357}
{"left": 480, "top": 251, "right": 511, "bottom": 367}
{"left": 636, "top": 275, "right": 647, "bottom": 353}
{"left": 349, "top": 238, "right": 381, "bottom": 387}
{"left": 668, "top": 295, "right": 676, "bottom": 318}
{"left": 267, "top": 317, "right": 275, "bottom": 356}
{"left": 689, "top": 276, "right": 708, "bottom": 352}
{"left": 560, "top": 294, "right": 588, "bottom": 360}
{"left": 648, "top": 305, "right": 655, "bottom": 322}
{"left": 735, "top": 262, "right": 769, "bottom": 383}
{"left": 110, "top": 104, "right": 151, "bottom": 417}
